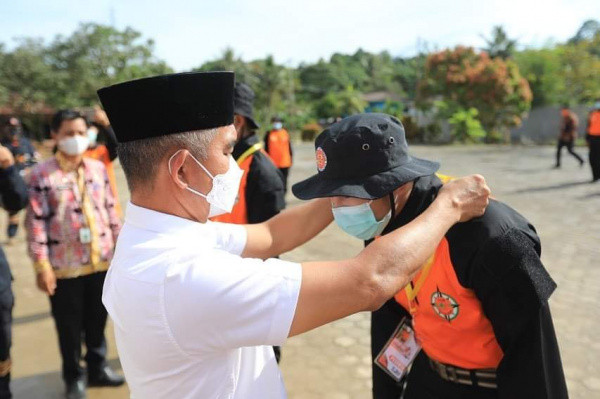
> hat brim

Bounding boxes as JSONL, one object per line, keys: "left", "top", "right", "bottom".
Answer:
{"left": 292, "top": 157, "right": 440, "bottom": 200}
{"left": 247, "top": 117, "right": 260, "bottom": 130}
{"left": 235, "top": 110, "right": 260, "bottom": 130}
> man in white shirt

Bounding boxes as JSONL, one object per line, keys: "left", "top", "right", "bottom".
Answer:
{"left": 97, "top": 72, "right": 490, "bottom": 398}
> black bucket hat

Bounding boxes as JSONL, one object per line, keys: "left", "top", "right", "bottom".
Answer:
{"left": 233, "top": 82, "right": 259, "bottom": 130}
{"left": 292, "top": 113, "right": 439, "bottom": 200}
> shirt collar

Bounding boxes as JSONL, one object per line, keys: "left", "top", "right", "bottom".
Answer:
{"left": 55, "top": 152, "right": 89, "bottom": 173}
{"left": 125, "top": 202, "right": 212, "bottom": 237}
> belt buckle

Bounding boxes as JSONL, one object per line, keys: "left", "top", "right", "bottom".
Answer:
{"left": 438, "top": 364, "right": 448, "bottom": 380}
{"left": 446, "top": 366, "right": 458, "bottom": 383}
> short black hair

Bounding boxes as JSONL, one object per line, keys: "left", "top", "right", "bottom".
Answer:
{"left": 51, "top": 109, "right": 87, "bottom": 132}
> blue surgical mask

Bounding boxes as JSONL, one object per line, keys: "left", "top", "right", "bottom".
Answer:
{"left": 332, "top": 201, "right": 392, "bottom": 240}
{"left": 273, "top": 122, "right": 283, "bottom": 130}
{"left": 87, "top": 128, "right": 98, "bottom": 146}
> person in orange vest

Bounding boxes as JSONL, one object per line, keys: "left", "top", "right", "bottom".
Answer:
{"left": 586, "top": 101, "right": 600, "bottom": 182}
{"left": 555, "top": 106, "right": 584, "bottom": 168}
{"left": 265, "top": 116, "right": 293, "bottom": 193}
{"left": 212, "top": 82, "right": 286, "bottom": 361}
{"left": 292, "top": 113, "right": 567, "bottom": 399}
{"left": 84, "top": 123, "right": 122, "bottom": 216}
{"left": 213, "top": 82, "right": 286, "bottom": 225}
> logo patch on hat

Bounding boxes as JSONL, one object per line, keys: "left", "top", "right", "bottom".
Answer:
{"left": 316, "top": 147, "right": 327, "bottom": 172}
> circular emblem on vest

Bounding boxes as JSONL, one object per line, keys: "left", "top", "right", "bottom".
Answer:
{"left": 430, "top": 287, "right": 459, "bottom": 322}
{"left": 316, "top": 147, "right": 327, "bottom": 172}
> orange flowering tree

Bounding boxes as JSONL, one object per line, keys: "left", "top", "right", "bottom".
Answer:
{"left": 417, "top": 46, "right": 532, "bottom": 141}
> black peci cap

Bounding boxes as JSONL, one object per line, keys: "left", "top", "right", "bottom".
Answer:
{"left": 97, "top": 72, "right": 234, "bottom": 143}
{"left": 292, "top": 113, "right": 439, "bottom": 200}
{"left": 233, "top": 82, "right": 259, "bottom": 130}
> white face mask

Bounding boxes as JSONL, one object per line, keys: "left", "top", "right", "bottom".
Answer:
{"left": 273, "top": 122, "right": 283, "bottom": 130}
{"left": 58, "top": 135, "right": 90, "bottom": 156}
{"left": 169, "top": 150, "right": 244, "bottom": 218}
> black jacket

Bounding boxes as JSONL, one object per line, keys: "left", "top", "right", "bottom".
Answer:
{"left": 233, "top": 134, "right": 286, "bottom": 223}
{"left": 0, "top": 166, "right": 29, "bottom": 293}
{"left": 371, "top": 174, "right": 567, "bottom": 399}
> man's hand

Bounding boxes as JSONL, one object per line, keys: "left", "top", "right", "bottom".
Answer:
{"left": 93, "top": 106, "right": 110, "bottom": 127}
{"left": 438, "top": 175, "right": 490, "bottom": 223}
{"left": 0, "top": 146, "right": 15, "bottom": 169}
{"left": 36, "top": 269, "right": 57, "bottom": 296}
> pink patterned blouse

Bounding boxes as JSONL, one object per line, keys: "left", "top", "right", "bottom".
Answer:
{"left": 25, "top": 156, "right": 122, "bottom": 278}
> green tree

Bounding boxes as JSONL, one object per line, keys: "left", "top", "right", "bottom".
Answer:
{"left": 0, "top": 39, "right": 56, "bottom": 112}
{"left": 418, "top": 46, "right": 532, "bottom": 140}
{"left": 448, "top": 107, "right": 486, "bottom": 143}
{"left": 514, "top": 48, "right": 564, "bottom": 106}
{"left": 559, "top": 39, "right": 600, "bottom": 103}
{"left": 45, "top": 23, "right": 172, "bottom": 107}
{"left": 569, "top": 19, "right": 600, "bottom": 45}
{"left": 482, "top": 26, "right": 517, "bottom": 59}
{"left": 313, "top": 86, "right": 366, "bottom": 119}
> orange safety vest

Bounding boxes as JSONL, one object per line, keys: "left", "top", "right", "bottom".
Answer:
{"left": 394, "top": 237, "right": 504, "bottom": 370}
{"left": 388, "top": 173, "right": 503, "bottom": 370}
{"left": 588, "top": 111, "right": 600, "bottom": 136}
{"left": 266, "top": 129, "right": 292, "bottom": 168}
{"left": 83, "top": 145, "right": 122, "bottom": 217}
{"left": 212, "top": 143, "right": 264, "bottom": 224}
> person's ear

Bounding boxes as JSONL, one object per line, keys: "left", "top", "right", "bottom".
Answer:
{"left": 168, "top": 150, "right": 189, "bottom": 190}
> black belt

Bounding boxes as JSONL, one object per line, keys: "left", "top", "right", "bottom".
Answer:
{"left": 428, "top": 357, "right": 498, "bottom": 389}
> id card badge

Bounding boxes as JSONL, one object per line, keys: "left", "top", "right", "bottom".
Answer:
{"left": 374, "top": 317, "right": 421, "bottom": 382}
{"left": 79, "top": 228, "right": 92, "bottom": 244}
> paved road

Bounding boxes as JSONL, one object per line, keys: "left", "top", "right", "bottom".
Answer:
{"left": 6, "top": 143, "right": 599, "bottom": 398}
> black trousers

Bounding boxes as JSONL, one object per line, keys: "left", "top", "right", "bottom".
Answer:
{"left": 556, "top": 139, "right": 583, "bottom": 166}
{"left": 49, "top": 271, "right": 108, "bottom": 384}
{"left": 0, "top": 288, "right": 13, "bottom": 399}
{"left": 589, "top": 137, "right": 600, "bottom": 181}
{"left": 402, "top": 352, "right": 497, "bottom": 399}
{"left": 279, "top": 168, "right": 290, "bottom": 193}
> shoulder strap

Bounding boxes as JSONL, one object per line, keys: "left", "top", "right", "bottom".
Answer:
{"left": 236, "top": 142, "right": 263, "bottom": 165}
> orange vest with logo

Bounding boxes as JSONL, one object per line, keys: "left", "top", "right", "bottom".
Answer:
{"left": 212, "top": 144, "right": 264, "bottom": 224}
{"left": 588, "top": 111, "right": 600, "bottom": 136}
{"left": 394, "top": 237, "right": 504, "bottom": 370}
{"left": 267, "top": 129, "right": 292, "bottom": 168}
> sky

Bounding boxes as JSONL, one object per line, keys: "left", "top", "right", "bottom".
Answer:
{"left": 1, "top": 0, "right": 599, "bottom": 71}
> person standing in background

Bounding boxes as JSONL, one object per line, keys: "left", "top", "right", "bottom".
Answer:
{"left": 0, "top": 144, "right": 29, "bottom": 398}
{"left": 265, "top": 116, "right": 293, "bottom": 193}
{"left": 83, "top": 123, "right": 122, "bottom": 216}
{"left": 1, "top": 118, "right": 39, "bottom": 244}
{"left": 586, "top": 101, "right": 600, "bottom": 182}
{"left": 91, "top": 106, "right": 119, "bottom": 164}
{"left": 555, "top": 106, "right": 584, "bottom": 169}
{"left": 25, "top": 110, "right": 124, "bottom": 399}
{"left": 212, "top": 82, "right": 286, "bottom": 362}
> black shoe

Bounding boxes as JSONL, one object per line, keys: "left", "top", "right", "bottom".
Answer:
{"left": 87, "top": 366, "right": 125, "bottom": 387}
{"left": 65, "top": 378, "right": 87, "bottom": 399}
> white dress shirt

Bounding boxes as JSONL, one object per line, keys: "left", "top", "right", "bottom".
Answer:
{"left": 102, "top": 203, "right": 302, "bottom": 399}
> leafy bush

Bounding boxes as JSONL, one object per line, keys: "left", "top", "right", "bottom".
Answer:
{"left": 448, "top": 108, "right": 486, "bottom": 143}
